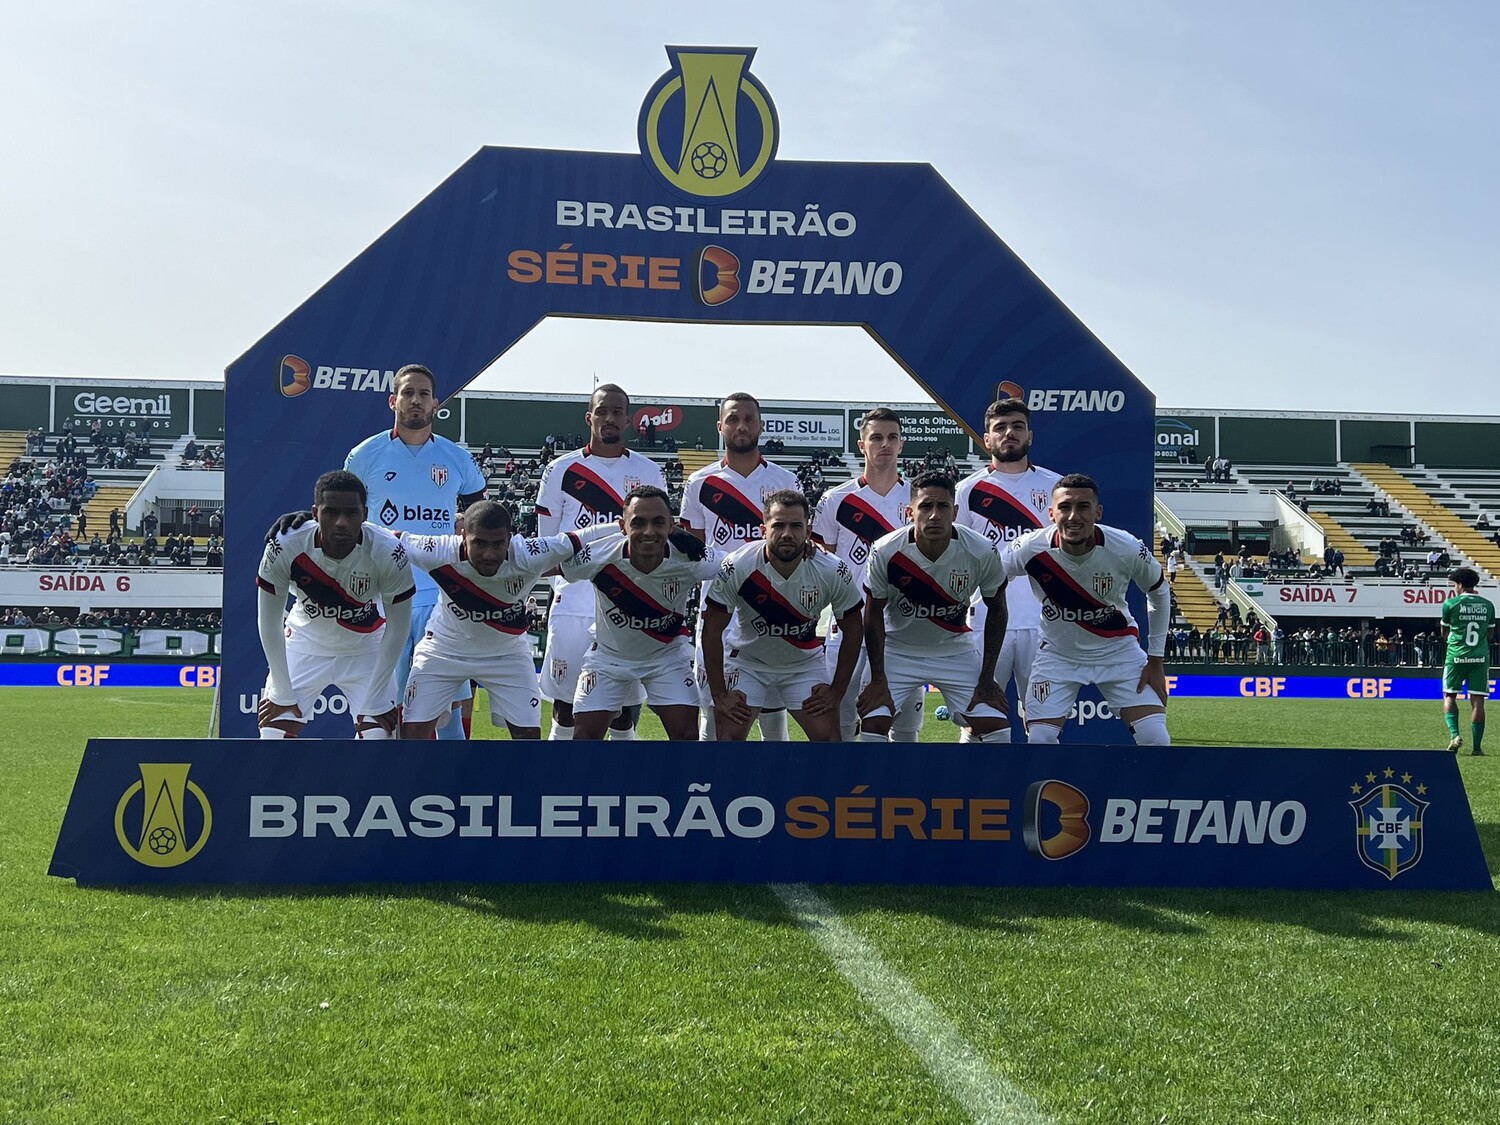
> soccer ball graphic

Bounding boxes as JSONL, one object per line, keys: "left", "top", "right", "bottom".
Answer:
{"left": 148, "top": 826, "right": 178, "bottom": 854}
{"left": 690, "top": 141, "right": 729, "bottom": 179}
{"left": 934, "top": 705, "right": 951, "bottom": 722}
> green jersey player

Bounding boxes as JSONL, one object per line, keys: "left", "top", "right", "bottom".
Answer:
{"left": 1440, "top": 566, "right": 1495, "bottom": 755}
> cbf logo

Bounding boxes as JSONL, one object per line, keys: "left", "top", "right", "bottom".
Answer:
{"left": 638, "top": 46, "right": 779, "bottom": 202}
{"left": 114, "top": 763, "right": 212, "bottom": 868}
{"left": 1350, "top": 771, "right": 1428, "bottom": 880}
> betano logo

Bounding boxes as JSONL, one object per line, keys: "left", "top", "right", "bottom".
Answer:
{"left": 638, "top": 46, "right": 779, "bottom": 202}
{"left": 280, "top": 355, "right": 311, "bottom": 398}
{"left": 695, "top": 245, "right": 741, "bottom": 305}
{"left": 1023, "top": 779, "right": 1091, "bottom": 860}
{"left": 114, "top": 762, "right": 212, "bottom": 868}
{"left": 994, "top": 379, "right": 1126, "bottom": 414}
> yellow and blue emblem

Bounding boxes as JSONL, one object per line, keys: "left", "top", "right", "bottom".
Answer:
{"left": 1350, "top": 776, "right": 1426, "bottom": 880}
{"left": 638, "top": 46, "right": 779, "bottom": 201}
{"left": 114, "top": 762, "right": 212, "bottom": 868}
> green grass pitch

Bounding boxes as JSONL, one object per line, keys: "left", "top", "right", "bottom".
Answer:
{"left": 2, "top": 689, "right": 1497, "bottom": 1123}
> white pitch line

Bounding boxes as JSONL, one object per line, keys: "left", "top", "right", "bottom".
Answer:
{"left": 772, "top": 882, "right": 1052, "bottom": 1125}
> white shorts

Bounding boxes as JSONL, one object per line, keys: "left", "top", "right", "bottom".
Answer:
{"left": 542, "top": 613, "right": 645, "bottom": 706}
{"left": 575, "top": 644, "right": 699, "bottom": 713}
{"left": 405, "top": 641, "right": 541, "bottom": 728}
{"left": 1026, "top": 645, "right": 1163, "bottom": 723}
{"left": 268, "top": 628, "right": 398, "bottom": 723}
{"left": 726, "top": 652, "right": 828, "bottom": 711}
{"left": 828, "top": 622, "right": 923, "bottom": 737}
{"left": 970, "top": 607, "right": 1039, "bottom": 698}
{"left": 874, "top": 646, "right": 1001, "bottom": 723}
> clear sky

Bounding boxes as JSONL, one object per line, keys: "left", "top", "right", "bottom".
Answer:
{"left": 2, "top": 1, "right": 1495, "bottom": 412}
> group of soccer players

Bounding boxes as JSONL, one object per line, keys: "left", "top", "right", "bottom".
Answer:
{"left": 255, "top": 365, "right": 1172, "bottom": 744}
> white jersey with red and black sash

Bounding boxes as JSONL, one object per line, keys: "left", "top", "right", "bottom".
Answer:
{"left": 559, "top": 535, "right": 722, "bottom": 663}
{"left": 705, "top": 542, "right": 863, "bottom": 669}
{"left": 955, "top": 463, "right": 1060, "bottom": 630}
{"left": 1001, "top": 524, "right": 1164, "bottom": 661}
{"left": 865, "top": 524, "right": 1005, "bottom": 656}
{"left": 810, "top": 475, "right": 911, "bottom": 590}
{"left": 681, "top": 456, "right": 800, "bottom": 549}
{"left": 536, "top": 446, "right": 667, "bottom": 619}
{"left": 256, "top": 522, "right": 415, "bottom": 653}
{"left": 400, "top": 531, "right": 586, "bottom": 657}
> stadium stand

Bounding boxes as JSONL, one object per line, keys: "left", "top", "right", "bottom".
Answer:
{"left": 1356, "top": 463, "right": 1500, "bottom": 582}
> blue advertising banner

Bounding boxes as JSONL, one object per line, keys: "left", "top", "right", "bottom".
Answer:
{"left": 222, "top": 46, "right": 1154, "bottom": 740}
{"left": 51, "top": 741, "right": 1489, "bottom": 890}
{"left": 0, "top": 664, "right": 219, "bottom": 688}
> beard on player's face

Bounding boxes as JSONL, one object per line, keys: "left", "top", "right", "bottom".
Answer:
{"left": 989, "top": 434, "right": 1031, "bottom": 463}
{"left": 725, "top": 434, "right": 759, "bottom": 455}
{"left": 769, "top": 537, "right": 803, "bottom": 562}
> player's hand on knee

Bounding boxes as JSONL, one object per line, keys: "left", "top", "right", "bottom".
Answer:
{"left": 361, "top": 706, "right": 400, "bottom": 734}
{"left": 667, "top": 529, "right": 707, "bottom": 560}
{"left": 267, "top": 510, "right": 312, "bottom": 542}
{"left": 968, "top": 679, "right": 1008, "bottom": 716}
{"left": 258, "top": 699, "right": 303, "bottom": 726}
{"left": 801, "top": 682, "right": 837, "bottom": 717}
{"left": 713, "top": 689, "right": 751, "bottom": 726}
{"left": 1138, "top": 656, "right": 1168, "bottom": 706}
{"left": 857, "top": 677, "right": 895, "bottom": 718}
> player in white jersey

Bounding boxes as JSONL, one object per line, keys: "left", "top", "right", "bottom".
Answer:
{"left": 811, "top": 407, "right": 921, "bottom": 741}
{"left": 681, "top": 391, "right": 800, "bottom": 740}
{"left": 536, "top": 384, "right": 669, "bottom": 741}
{"left": 999, "top": 473, "right": 1171, "bottom": 745}
{"left": 701, "top": 490, "right": 864, "bottom": 741}
{"left": 558, "top": 487, "right": 721, "bottom": 741}
{"left": 858, "top": 472, "right": 1012, "bottom": 743}
{"left": 256, "top": 470, "right": 415, "bottom": 739}
{"left": 397, "top": 500, "right": 612, "bottom": 739}
{"left": 955, "top": 396, "right": 1061, "bottom": 741}
{"left": 344, "top": 364, "right": 487, "bottom": 740}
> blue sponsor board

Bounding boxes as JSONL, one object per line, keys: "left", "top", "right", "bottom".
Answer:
{"left": 0, "top": 664, "right": 219, "bottom": 688}
{"left": 51, "top": 742, "right": 1489, "bottom": 890}
{"left": 1165, "top": 673, "right": 1461, "bottom": 701}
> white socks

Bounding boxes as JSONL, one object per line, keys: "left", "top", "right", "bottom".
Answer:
{"left": 549, "top": 720, "right": 574, "bottom": 741}
{"left": 1131, "top": 713, "right": 1171, "bottom": 745}
{"left": 757, "top": 710, "right": 789, "bottom": 741}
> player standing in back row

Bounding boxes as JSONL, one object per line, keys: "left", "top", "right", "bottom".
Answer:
{"left": 345, "top": 364, "right": 486, "bottom": 739}
{"left": 1440, "top": 566, "right": 1494, "bottom": 755}
{"left": 536, "top": 384, "right": 668, "bottom": 741}
{"left": 681, "top": 392, "right": 799, "bottom": 741}
{"left": 811, "top": 407, "right": 919, "bottom": 740}
{"left": 956, "top": 396, "right": 1060, "bottom": 740}
{"left": 1000, "top": 474, "right": 1171, "bottom": 745}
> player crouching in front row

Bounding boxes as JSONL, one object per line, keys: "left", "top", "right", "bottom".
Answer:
{"left": 257, "top": 470, "right": 415, "bottom": 739}
{"left": 858, "top": 472, "right": 1013, "bottom": 742}
{"left": 699, "top": 490, "right": 865, "bottom": 742}
{"left": 557, "top": 486, "right": 722, "bottom": 741}
{"left": 1000, "top": 473, "right": 1171, "bottom": 745}
{"left": 397, "top": 500, "right": 617, "bottom": 739}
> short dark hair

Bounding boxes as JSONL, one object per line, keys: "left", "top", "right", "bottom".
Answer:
{"left": 859, "top": 407, "right": 902, "bottom": 433}
{"left": 464, "top": 499, "right": 512, "bottom": 532}
{"left": 1451, "top": 566, "right": 1481, "bottom": 591}
{"left": 1054, "top": 472, "right": 1099, "bottom": 497}
{"left": 984, "top": 397, "right": 1030, "bottom": 426}
{"left": 394, "top": 364, "right": 437, "bottom": 396}
{"left": 909, "top": 470, "right": 956, "bottom": 498}
{"left": 721, "top": 392, "right": 760, "bottom": 415}
{"left": 763, "top": 489, "right": 810, "bottom": 519}
{"left": 624, "top": 484, "right": 673, "bottom": 513}
{"left": 591, "top": 383, "right": 630, "bottom": 407}
{"left": 314, "top": 469, "right": 367, "bottom": 507}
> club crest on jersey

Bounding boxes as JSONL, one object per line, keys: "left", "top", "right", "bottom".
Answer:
{"left": 948, "top": 570, "right": 971, "bottom": 597}
{"left": 502, "top": 577, "right": 525, "bottom": 598}
{"left": 431, "top": 465, "right": 449, "bottom": 488}
{"left": 1031, "top": 679, "right": 1051, "bottom": 704}
{"left": 551, "top": 658, "right": 568, "bottom": 679}
{"left": 347, "top": 573, "right": 372, "bottom": 600}
{"left": 579, "top": 671, "right": 597, "bottom": 696}
{"left": 799, "top": 586, "right": 820, "bottom": 614}
{"left": 1031, "top": 490, "right": 1049, "bottom": 510}
{"left": 662, "top": 577, "right": 681, "bottom": 601}
{"left": 1092, "top": 573, "right": 1114, "bottom": 599}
